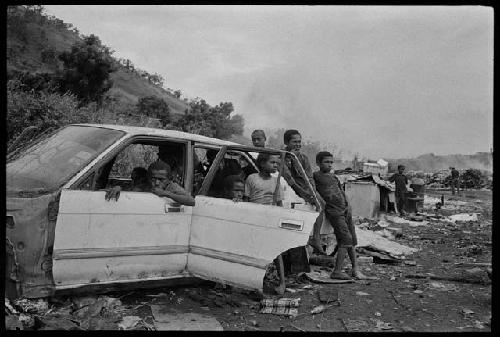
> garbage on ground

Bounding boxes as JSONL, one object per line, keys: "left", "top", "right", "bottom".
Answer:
{"left": 317, "top": 288, "right": 339, "bottom": 303}
{"left": 461, "top": 308, "right": 475, "bottom": 317}
{"left": 305, "top": 266, "right": 355, "bottom": 284}
{"left": 356, "top": 227, "right": 419, "bottom": 257}
{"left": 358, "top": 256, "right": 373, "bottom": 264}
{"left": 5, "top": 298, "right": 19, "bottom": 314}
{"left": 150, "top": 305, "right": 223, "bottom": 330}
{"left": 259, "top": 298, "right": 300, "bottom": 318}
{"left": 310, "top": 305, "right": 331, "bottom": 315}
{"left": 371, "top": 318, "right": 393, "bottom": 330}
{"left": 445, "top": 213, "right": 479, "bottom": 223}
{"left": 118, "top": 316, "right": 143, "bottom": 330}
{"left": 374, "top": 229, "right": 395, "bottom": 240}
{"left": 372, "top": 254, "right": 402, "bottom": 265}
{"left": 377, "top": 220, "right": 390, "bottom": 228}
{"left": 343, "top": 318, "right": 370, "bottom": 331}
{"left": 382, "top": 214, "right": 429, "bottom": 227}
{"left": 426, "top": 281, "right": 458, "bottom": 292}
{"left": 355, "top": 291, "right": 370, "bottom": 296}
{"left": 13, "top": 298, "right": 49, "bottom": 314}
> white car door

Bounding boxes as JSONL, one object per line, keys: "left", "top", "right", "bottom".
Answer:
{"left": 52, "top": 189, "right": 192, "bottom": 290}
{"left": 187, "top": 146, "right": 319, "bottom": 291}
{"left": 188, "top": 196, "right": 318, "bottom": 291}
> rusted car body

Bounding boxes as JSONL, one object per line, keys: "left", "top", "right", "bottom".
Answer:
{"left": 6, "top": 124, "right": 320, "bottom": 299}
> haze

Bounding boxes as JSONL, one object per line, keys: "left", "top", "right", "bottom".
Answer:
{"left": 44, "top": 5, "right": 493, "bottom": 159}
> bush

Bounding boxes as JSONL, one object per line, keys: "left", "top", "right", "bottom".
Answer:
{"left": 136, "top": 96, "right": 170, "bottom": 126}
{"left": 7, "top": 80, "right": 101, "bottom": 144}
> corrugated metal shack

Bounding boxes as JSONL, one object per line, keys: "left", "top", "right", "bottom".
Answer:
{"left": 342, "top": 174, "right": 395, "bottom": 219}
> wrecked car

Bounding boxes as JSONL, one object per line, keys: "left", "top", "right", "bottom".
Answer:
{"left": 6, "top": 124, "right": 320, "bottom": 299}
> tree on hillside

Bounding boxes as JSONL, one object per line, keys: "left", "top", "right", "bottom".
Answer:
{"left": 173, "top": 99, "right": 244, "bottom": 139}
{"left": 57, "top": 34, "right": 116, "bottom": 105}
{"left": 136, "top": 96, "right": 171, "bottom": 127}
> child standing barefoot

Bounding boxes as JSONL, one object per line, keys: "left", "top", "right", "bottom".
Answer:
{"left": 245, "top": 153, "right": 286, "bottom": 294}
{"left": 313, "top": 151, "right": 369, "bottom": 280}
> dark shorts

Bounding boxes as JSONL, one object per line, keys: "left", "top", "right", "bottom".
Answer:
{"left": 325, "top": 207, "right": 357, "bottom": 247}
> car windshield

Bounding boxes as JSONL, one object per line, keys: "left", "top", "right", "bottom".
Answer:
{"left": 7, "top": 125, "right": 124, "bottom": 195}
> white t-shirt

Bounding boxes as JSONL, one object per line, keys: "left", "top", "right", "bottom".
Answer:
{"left": 248, "top": 151, "right": 304, "bottom": 207}
{"left": 244, "top": 173, "right": 284, "bottom": 205}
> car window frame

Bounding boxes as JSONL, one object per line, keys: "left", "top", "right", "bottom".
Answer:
{"left": 70, "top": 135, "right": 191, "bottom": 192}
{"left": 197, "top": 145, "right": 321, "bottom": 210}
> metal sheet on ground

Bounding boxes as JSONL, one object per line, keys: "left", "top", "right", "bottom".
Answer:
{"left": 150, "top": 305, "right": 223, "bottom": 331}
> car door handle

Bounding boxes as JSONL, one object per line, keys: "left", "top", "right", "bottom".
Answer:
{"left": 279, "top": 219, "right": 304, "bottom": 231}
{"left": 165, "top": 202, "right": 183, "bottom": 213}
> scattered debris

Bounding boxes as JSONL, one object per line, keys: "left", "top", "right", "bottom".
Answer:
{"left": 445, "top": 213, "right": 479, "bottom": 223}
{"left": 343, "top": 318, "right": 370, "bottom": 331}
{"left": 356, "top": 227, "right": 419, "bottom": 257}
{"left": 305, "top": 266, "right": 355, "bottom": 284}
{"left": 461, "top": 308, "right": 475, "bottom": 318}
{"left": 355, "top": 291, "right": 370, "bottom": 296}
{"left": 310, "top": 304, "right": 337, "bottom": 315}
{"left": 371, "top": 318, "right": 393, "bottom": 330}
{"left": 260, "top": 298, "right": 300, "bottom": 318}
{"left": 317, "top": 288, "right": 339, "bottom": 304}
{"left": 150, "top": 305, "right": 223, "bottom": 330}
{"left": 406, "top": 273, "right": 489, "bottom": 285}
{"left": 426, "top": 281, "right": 458, "bottom": 292}
{"left": 14, "top": 298, "right": 49, "bottom": 315}
{"left": 118, "top": 316, "right": 143, "bottom": 330}
{"left": 5, "top": 298, "right": 19, "bottom": 315}
{"left": 358, "top": 256, "right": 373, "bottom": 264}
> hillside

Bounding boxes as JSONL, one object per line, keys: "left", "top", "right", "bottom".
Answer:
{"left": 6, "top": 6, "right": 189, "bottom": 115}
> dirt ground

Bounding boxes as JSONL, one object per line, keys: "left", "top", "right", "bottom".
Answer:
{"left": 5, "top": 189, "right": 492, "bottom": 331}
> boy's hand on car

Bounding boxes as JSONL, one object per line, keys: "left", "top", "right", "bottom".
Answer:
{"left": 151, "top": 187, "right": 166, "bottom": 197}
{"left": 105, "top": 186, "right": 121, "bottom": 201}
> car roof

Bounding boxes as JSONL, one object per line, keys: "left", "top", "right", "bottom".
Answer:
{"left": 72, "top": 123, "right": 240, "bottom": 147}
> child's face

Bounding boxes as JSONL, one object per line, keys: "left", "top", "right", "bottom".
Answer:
{"left": 262, "top": 155, "right": 280, "bottom": 173}
{"left": 230, "top": 182, "right": 245, "bottom": 201}
{"left": 398, "top": 166, "right": 405, "bottom": 174}
{"left": 151, "top": 169, "right": 170, "bottom": 189}
{"left": 286, "top": 134, "right": 302, "bottom": 153}
{"left": 251, "top": 134, "right": 266, "bottom": 148}
{"left": 318, "top": 156, "right": 334, "bottom": 173}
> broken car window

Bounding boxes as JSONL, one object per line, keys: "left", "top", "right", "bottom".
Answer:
{"left": 7, "top": 126, "right": 124, "bottom": 194}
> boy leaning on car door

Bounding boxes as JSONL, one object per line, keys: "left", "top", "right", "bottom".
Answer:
{"left": 105, "top": 160, "right": 195, "bottom": 206}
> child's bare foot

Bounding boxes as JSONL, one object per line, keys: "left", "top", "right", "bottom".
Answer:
{"left": 351, "top": 269, "right": 377, "bottom": 280}
{"left": 330, "top": 271, "right": 352, "bottom": 280}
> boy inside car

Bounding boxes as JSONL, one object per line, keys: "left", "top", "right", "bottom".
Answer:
{"left": 105, "top": 160, "right": 195, "bottom": 206}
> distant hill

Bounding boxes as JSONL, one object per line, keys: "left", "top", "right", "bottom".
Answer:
{"left": 7, "top": 6, "right": 189, "bottom": 115}
{"left": 386, "top": 152, "right": 493, "bottom": 173}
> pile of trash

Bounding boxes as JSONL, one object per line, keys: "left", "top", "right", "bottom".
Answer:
{"left": 5, "top": 295, "right": 150, "bottom": 330}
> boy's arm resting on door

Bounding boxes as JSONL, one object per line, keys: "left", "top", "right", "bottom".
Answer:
{"left": 152, "top": 183, "right": 195, "bottom": 206}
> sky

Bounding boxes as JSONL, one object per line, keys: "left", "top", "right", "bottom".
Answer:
{"left": 44, "top": 5, "right": 493, "bottom": 159}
